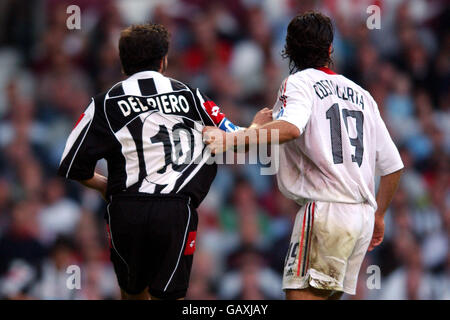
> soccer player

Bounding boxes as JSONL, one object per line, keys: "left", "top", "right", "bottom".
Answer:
{"left": 58, "top": 24, "right": 270, "bottom": 300}
{"left": 203, "top": 12, "right": 404, "bottom": 300}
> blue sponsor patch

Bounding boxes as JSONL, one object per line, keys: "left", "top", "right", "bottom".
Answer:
{"left": 219, "top": 118, "right": 240, "bottom": 132}
{"left": 276, "top": 108, "right": 284, "bottom": 119}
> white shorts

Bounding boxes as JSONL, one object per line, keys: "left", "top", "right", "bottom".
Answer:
{"left": 282, "top": 201, "right": 375, "bottom": 295}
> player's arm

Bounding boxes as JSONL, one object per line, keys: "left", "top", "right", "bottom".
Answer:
{"left": 58, "top": 99, "right": 110, "bottom": 200}
{"left": 368, "top": 168, "right": 403, "bottom": 251}
{"left": 374, "top": 169, "right": 403, "bottom": 218}
{"left": 79, "top": 172, "right": 108, "bottom": 200}
{"left": 194, "top": 88, "right": 273, "bottom": 153}
{"left": 368, "top": 98, "right": 404, "bottom": 251}
{"left": 203, "top": 76, "right": 309, "bottom": 152}
{"left": 202, "top": 119, "right": 300, "bottom": 153}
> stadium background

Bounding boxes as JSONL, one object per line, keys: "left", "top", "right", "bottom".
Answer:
{"left": 0, "top": 0, "right": 448, "bottom": 300}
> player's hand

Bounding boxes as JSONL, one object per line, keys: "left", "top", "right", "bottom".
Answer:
{"left": 202, "top": 126, "right": 228, "bottom": 154}
{"left": 368, "top": 215, "right": 385, "bottom": 251}
{"left": 250, "top": 107, "right": 272, "bottom": 128}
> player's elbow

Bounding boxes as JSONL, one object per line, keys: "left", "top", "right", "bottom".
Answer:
{"left": 267, "top": 120, "right": 301, "bottom": 143}
{"left": 282, "top": 125, "right": 301, "bottom": 142}
{"left": 290, "top": 126, "right": 301, "bottom": 139}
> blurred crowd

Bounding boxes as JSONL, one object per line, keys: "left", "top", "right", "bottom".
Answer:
{"left": 0, "top": 0, "right": 448, "bottom": 300}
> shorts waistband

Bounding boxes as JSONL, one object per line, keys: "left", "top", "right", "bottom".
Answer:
{"left": 298, "top": 200, "right": 369, "bottom": 206}
{"left": 111, "top": 193, "right": 190, "bottom": 203}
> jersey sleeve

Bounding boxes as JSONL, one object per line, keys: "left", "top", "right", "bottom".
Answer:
{"left": 274, "top": 75, "right": 314, "bottom": 134}
{"left": 194, "top": 88, "right": 241, "bottom": 132}
{"left": 58, "top": 99, "right": 109, "bottom": 180}
{"left": 373, "top": 102, "right": 404, "bottom": 176}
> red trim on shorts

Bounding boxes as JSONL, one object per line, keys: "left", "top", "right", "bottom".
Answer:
{"left": 296, "top": 204, "right": 308, "bottom": 276}
{"left": 106, "top": 224, "right": 112, "bottom": 249}
{"left": 305, "top": 202, "right": 315, "bottom": 272}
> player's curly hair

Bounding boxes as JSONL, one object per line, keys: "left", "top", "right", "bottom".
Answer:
{"left": 282, "top": 12, "right": 334, "bottom": 73}
{"left": 119, "top": 23, "right": 169, "bottom": 76}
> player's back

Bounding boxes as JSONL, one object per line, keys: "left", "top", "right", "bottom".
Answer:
{"left": 103, "top": 71, "right": 210, "bottom": 197}
{"left": 273, "top": 67, "right": 403, "bottom": 209}
{"left": 58, "top": 70, "right": 229, "bottom": 207}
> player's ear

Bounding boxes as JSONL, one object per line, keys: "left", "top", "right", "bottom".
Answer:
{"left": 160, "top": 54, "right": 168, "bottom": 73}
{"left": 328, "top": 45, "right": 332, "bottom": 57}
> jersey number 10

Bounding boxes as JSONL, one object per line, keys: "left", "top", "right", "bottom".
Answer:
{"left": 326, "top": 103, "right": 364, "bottom": 167}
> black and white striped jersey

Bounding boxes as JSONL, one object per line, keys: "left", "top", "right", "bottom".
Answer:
{"left": 58, "top": 70, "right": 240, "bottom": 207}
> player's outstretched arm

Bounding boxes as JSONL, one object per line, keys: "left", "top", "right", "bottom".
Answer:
{"left": 202, "top": 119, "right": 300, "bottom": 154}
{"left": 368, "top": 168, "right": 403, "bottom": 251}
{"left": 79, "top": 172, "right": 108, "bottom": 200}
{"left": 228, "top": 107, "right": 273, "bottom": 153}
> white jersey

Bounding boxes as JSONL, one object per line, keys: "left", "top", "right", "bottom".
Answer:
{"left": 272, "top": 67, "right": 404, "bottom": 210}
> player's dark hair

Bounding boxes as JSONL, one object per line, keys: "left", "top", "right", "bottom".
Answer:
{"left": 119, "top": 23, "right": 169, "bottom": 76}
{"left": 282, "top": 12, "right": 334, "bottom": 73}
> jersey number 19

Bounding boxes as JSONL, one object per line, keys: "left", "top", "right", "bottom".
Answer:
{"left": 326, "top": 103, "right": 364, "bottom": 167}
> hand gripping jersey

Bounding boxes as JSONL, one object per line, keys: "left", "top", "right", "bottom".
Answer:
{"left": 272, "top": 67, "right": 404, "bottom": 210}
{"left": 58, "top": 71, "right": 239, "bottom": 207}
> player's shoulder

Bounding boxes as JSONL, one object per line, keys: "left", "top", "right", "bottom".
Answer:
{"left": 339, "top": 74, "right": 378, "bottom": 109}
{"left": 89, "top": 83, "right": 121, "bottom": 121}
{"left": 280, "top": 69, "right": 313, "bottom": 93}
{"left": 166, "top": 76, "right": 204, "bottom": 103}
{"left": 166, "top": 76, "right": 193, "bottom": 92}
{"left": 96, "top": 78, "right": 127, "bottom": 103}
{"left": 284, "top": 68, "right": 313, "bottom": 84}
{"left": 280, "top": 68, "right": 331, "bottom": 98}
{"left": 337, "top": 74, "right": 371, "bottom": 97}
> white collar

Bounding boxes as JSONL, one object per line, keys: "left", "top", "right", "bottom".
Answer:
{"left": 127, "top": 70, "right": 164, "bottom": 80}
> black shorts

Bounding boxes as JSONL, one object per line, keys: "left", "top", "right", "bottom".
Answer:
{"left": 105, "top": 194, "right": 198, "bottom": 299}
